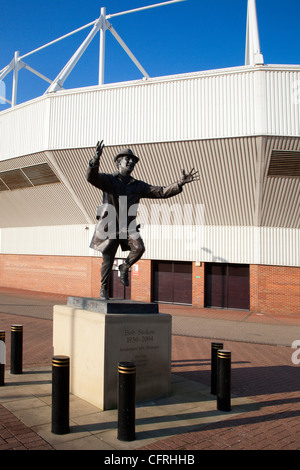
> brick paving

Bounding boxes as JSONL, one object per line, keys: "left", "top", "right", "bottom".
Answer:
{"left": 0, "top": 313, "right": 54, "bottom": 450}
{"left": 0, "top": 287, "right": 299, "bottom": 451}
{"left": 142, "top": 336, "right": 300, "bottom": 450}
{"left": 0, "top": 404, "right": 53, "bottom": 450}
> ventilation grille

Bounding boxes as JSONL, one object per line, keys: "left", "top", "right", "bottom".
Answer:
{"left": 0, "top": 163, "right": 60, "bottom": 191}
{"left": 267, "top": 150, "right": 300, "bottom": 178}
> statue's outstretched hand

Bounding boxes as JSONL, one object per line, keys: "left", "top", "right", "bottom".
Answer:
{"left": 96, "top": 140, "right": 104, "bottom": 159}
{"left": 90, "top": 140, "right": 104, "bottom": 166}
{"left": 180, "top": 168, "right": 200, "bottom": 186}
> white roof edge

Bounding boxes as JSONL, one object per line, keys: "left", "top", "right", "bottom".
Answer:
{"left": 1, "top": 63, "right": 300, "bottom": 115}
{"left": 51, "top": 64, "right": 300, "bottom": 94}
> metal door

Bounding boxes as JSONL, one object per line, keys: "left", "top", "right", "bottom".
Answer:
{"left": 205, "top": 263, "right": 249, "bottom": 310}
{"left": 152, "top": 261, "right": 192, "bottom": 304}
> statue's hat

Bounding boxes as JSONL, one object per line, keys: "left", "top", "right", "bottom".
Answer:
{"left": 114, "top": 148, "right": 139, "bottom": 163}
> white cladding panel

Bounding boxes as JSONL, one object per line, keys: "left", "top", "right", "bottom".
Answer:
{"left": 0, "top": 136, "right": 298, "bottom": 230}
{"left": 0, "top": 225, "right": 93, "bottom": 257}
{"left": 0, "top": 66, "right": 299, "bottom": 160}
{"left": 265, "top": 69, "right": 300, "bottom": 136}
{"left": 1, "top": 224, "right": 299, "bottom": 267}
{"left": 47, "top": 69, "right": 257, "bottom": 148}
{"left": 0, "top": 98, "right": 49, "bottom": 160}
{"left": 260, "top": 227, "right": 299, "bottom": 267}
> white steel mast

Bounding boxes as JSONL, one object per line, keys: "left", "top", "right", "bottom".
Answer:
{"left": 245, "top": 0, "right": 264, "bottom": 66}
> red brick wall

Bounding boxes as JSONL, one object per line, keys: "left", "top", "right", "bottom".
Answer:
{"left": 192, "top": 262, "right": 204, "bottom": 307}
{"left": 130, "top": 259, "right": 152, "bottom": 302}
{"left": 0, "top": 253, "right": 152, "bottom": 301}
{"left": 91, "top": 257, "right": 102, "bottom": 298}
{"left": 250, "top": 264, "right": 259, "bottom": 313}
{"left": 0, "top": 254, "right": 299, "bottom": 315}
{"left": 0, "top": 254, "right": 102, "bottom": 298}
{"left": 250, "top": 264, "right": 300, "bottom": 315}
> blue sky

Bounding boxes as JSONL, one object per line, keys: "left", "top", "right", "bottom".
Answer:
{"left": 0, "top": 0, "right": 299, "bottom": 109}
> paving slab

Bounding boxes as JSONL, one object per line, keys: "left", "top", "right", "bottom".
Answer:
{"left": 0, "top": 367, "right": 257, "bottom": 451}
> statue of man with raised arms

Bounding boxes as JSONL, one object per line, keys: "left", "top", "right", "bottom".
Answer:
{"left": 86, "top": 140, "right": 199, "bottom": 300}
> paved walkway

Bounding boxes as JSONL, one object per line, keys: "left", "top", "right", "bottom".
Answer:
{"left": 0, "top": 287, "right": 299, "bottom": 451}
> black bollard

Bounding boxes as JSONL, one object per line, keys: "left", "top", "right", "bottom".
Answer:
{"left": 0, "top": 331, "right": 5, "bottom": 386}
{"left": 217, "top": 349, "right": 231, "bottom": 412}
{"left": 117, "top": 361, "right": 136, "bottom": 442}
{"left": 51, "top": 355, "right": 70, "bottom": 435}
{"left": 211, "top": 342, "right": 223, "bottom": 395}
{"left": 10, "top": 325, "right": 23, "bottom": 374}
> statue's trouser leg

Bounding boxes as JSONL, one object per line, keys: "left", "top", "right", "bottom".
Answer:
{"left": 125, "top": 236, "right": 145, "bottom": 267}
{"left": 100, "top": 240, "right": 120, "bottom": 288}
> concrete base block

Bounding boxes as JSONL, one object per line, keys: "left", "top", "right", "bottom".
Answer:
{"left": 53, "top": 302, "right": 172, "bottom": 410}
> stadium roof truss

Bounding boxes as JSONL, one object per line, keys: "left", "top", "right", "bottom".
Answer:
{"left": 0, "top": 0, "right": 263, "bottom": 107}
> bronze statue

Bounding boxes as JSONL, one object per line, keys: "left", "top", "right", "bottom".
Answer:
{"left": 86, "top": 140, "right": 199, "bottom": 300}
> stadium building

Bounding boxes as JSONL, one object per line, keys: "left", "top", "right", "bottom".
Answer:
{"left": 0, "top": 0, "right": 299, "bottom": 315}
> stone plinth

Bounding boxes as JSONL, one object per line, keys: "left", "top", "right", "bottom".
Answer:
{"left": 67, "top": 297, "right": 159, "bottom": 314}
{"left": 53, "top": 299, "right": 171, "bottom": 410}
